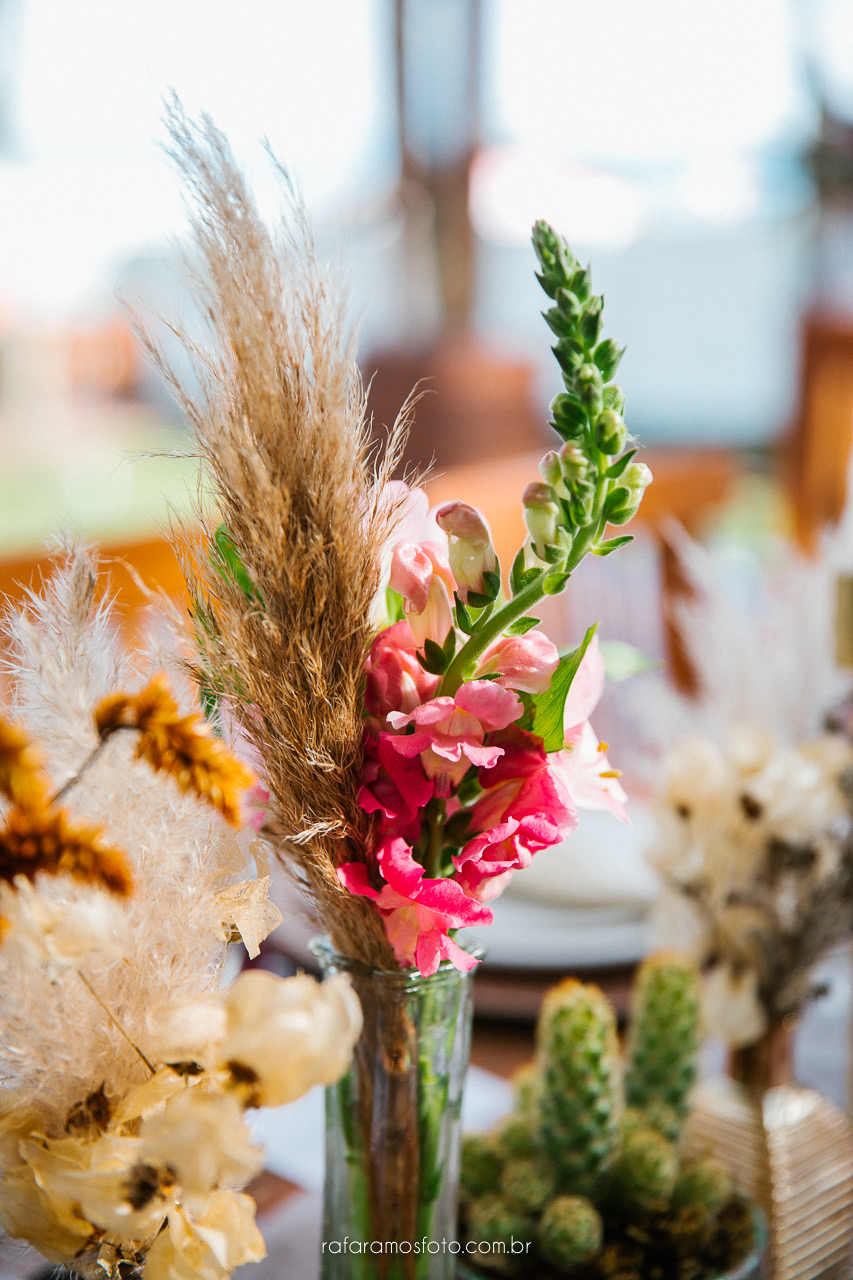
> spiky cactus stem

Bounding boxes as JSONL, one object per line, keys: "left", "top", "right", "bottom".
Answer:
{"left": 536, "top": 979, "right": 623, "bottom": 1195}
{"left": 625, "top": 952, "right": 700, "bottom": 1127}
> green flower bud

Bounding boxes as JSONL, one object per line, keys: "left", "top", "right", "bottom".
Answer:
{"left": 624, "top": 461, "right": 653, "bottom": 494}
{"left": 558, "top": 443, "right": 588, "bottom": 484}
{"left": 539, "top": 450, "right": 565, "bottom": 492}
{"left": 593, "top": 338, "right": 624, "bottom": 381}
{"left": 550, "top": 393, "right": 587, "bottom": 439}
{"left": 579, "top": 297, "right": 603, "bottom": 347}
{"left": 522, "top": 482, "right": 561, "bottom": 557}
{"left": 577, "top": 363, "right": 604, "bottom": 418}
{"left": 603, "top": 383, "right": 626, "bottom": 414}
{"left": 595, "top": 409, "right": 627, "bottom": 456}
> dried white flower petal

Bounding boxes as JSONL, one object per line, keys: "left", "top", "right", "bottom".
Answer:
{"left": 140, "top": 1089, "right": 262, "bottom": 1208}
{"left": 146, "top": 998, "right": 228, "bottom": 1072}
{"left": 214, "top": 877, "right": 281, "bottom": 959}
{"left": 220, "top": 970, "right": 362, "bottom": 1107}
{"left": 113, "top": 1069, "right": 189, "bottom": 1127}
{"left": 143, "top": 1192, "right": 265, "bottom": 1280}
{"left": 21, "top": 1132, "right": 169, "bottom": 1240}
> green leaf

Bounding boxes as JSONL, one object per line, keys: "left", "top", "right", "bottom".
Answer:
{"left": 385, "top": 586, "right": 406, "bottom": 624}
{"left": 593, "top": 338, "right": 624, "bottom": 380}
{"left": 211, "top": 524, "right": 263, "bottom": 607}
{"left": 509, "top": 547, "right": 527, "bottom": 594}
{"left": 505, "top": 615, "right": 541, "bottom": 636}
{"left": 444, "top": 810, "right": 473, "bottom": 845}
{"left": 540, "top": 543, "right": 565, "bottom": 564}
{"left": 454, "top": 595, "right": 475, "bottom": 635}
{"left": 593, "top": 535, "right": 634, "bottom": 556}
{"left": 442, "top": 628, "right": 457, "bottom": 661}
{"left": 517, "top": 566, "right": 544, "bottom": 592}
{"left": 606, "top": 449, "right": 637, "bottom": 479}
{"left": 529, "top": 624, "right": 598, "bottom": 751}
{"left": 604, "top": 485, "right": 630, "bottom": 519}
{"left": 599, "top": 639, "right": 659, "bottom": 682}
{"left": 417, "top": 650, "right": 446, "bottom": 676}
{"left": 542, "top": 570, "right": 571, "bottom": 595}
{"left": 423, "top": 638, "right": 448, "bottom": 671}
{"left": 482, "top": 569, "right": 502, "bottom": 601}
{"left": 466, "top": 590, "right": 493, "bottom": 609}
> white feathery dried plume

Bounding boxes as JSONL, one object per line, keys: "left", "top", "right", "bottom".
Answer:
{"left": 0, "top": 542, "right": 362, "bottom": 1280}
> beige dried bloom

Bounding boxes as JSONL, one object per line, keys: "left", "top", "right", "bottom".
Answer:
{"left": 95, "top": 675, "right": 256, "bottom": 827}
{"left": 140, "top": 1089, "right": 263, "bottom": 1207}
{"left": 143, "top": 1191, "right": 265, "bottom": 1280}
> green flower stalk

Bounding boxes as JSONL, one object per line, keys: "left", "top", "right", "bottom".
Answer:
{"left": 625, "top": 952, "right": 701, "bottom": 1128}
{"left": 536, "top": 979, "right": 623, "bottom": 1195}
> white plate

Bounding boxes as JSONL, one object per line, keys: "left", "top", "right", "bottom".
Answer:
{"left": 462, "top": 894, "right": 652, "bottom": 969}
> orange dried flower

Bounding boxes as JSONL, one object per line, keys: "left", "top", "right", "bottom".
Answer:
{"left": 0, "top": 718, "right": 49, "bottom": 811}
{"left": 95, "top": 675, "right": 255, "bottom": 826}
{"left": 0, "top": 806, "right": 133, "bottom": 897}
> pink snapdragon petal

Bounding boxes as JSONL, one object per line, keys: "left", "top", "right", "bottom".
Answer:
{"left": 435, "top": 502, "right": 497, "bottom": 602}
{"left": 475, "top": 631, "right": 560, "bottom": 694}
{"left": 365, "top": 620, "right": 440, "bottom": 722}
{"left": 358, "top": 734, "right": 435, "bottom": 837}
{"left": 563, "top": 634, "right": 606, "bottom": 729}
{"left": 554, "top": 721, "right": 628, "bottom": 821}
{"left": 386, "top": 683, "right": 523, "bottom": 796}
{"left": 472, "top": 727, "right": 578, "bottom": 846}
{"left": 338, "top": 837, "right": 491, "bottom": 975}
{"left": 389, "top": 541, "right": 456, "bottom": 646}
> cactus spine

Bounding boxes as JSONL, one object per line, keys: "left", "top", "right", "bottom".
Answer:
{"left": 537, "top": 979, "right": 622, "bottom": 1194}
{"left": 625, "top": 951, "right": 700, "bottom": 1126}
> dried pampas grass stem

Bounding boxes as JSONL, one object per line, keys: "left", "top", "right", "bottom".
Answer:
{"left": 151, "top": 101, "right": 410, "bottom": 967}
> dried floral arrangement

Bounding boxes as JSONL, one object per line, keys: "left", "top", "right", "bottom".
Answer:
{"left": 0, "top": 545, "right": 362, "bottom": 1280}
{"left": 155, "top": 103, "right": 650, "bottom": 980}
{"left": 652, "top": 726, "right": 853, "bottom": 1048}
{"left": 457, "top": 956, "right": 759, "bottom": 1279}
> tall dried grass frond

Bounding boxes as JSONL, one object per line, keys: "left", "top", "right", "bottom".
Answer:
{"left": 144, "top": 101, "right": 414, "bottom": 966}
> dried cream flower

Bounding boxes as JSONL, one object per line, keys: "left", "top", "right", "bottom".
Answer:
{"left": 140, "top": 1089, "right": 263, "bottom": 1208}
{"left": 214, "top": 876, "right": 282, "bottom": 959}
{"left": 219, "top": 970, "right": 363, "bottom": 1107}
{"left": 143, "top": 1191, "right": 265, "bottom": 1280}
{"left": 146, "top": 999, "right": 228, "bottom": 1074}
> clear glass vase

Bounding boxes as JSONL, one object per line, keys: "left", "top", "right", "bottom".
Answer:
{"left": 311, "top": 938, "right": 480, "bottom": 1280}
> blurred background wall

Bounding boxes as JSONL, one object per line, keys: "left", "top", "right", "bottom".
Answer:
{"left": 3, "top": 0, "right": 853, "bottom": 644}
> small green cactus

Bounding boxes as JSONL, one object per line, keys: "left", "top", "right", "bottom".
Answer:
{"left": 466, "top": 1193, "right": 535, "bottom": 1274}
{"left": 609, "top": 1127, "right": 678, "bottom": 1212}
{"left": 538, "top": 1195, "right": 603, "bottom": 1270}
{"left": 500, "top": 1156, "right": 557, "bottom": 1215}
{"left": 537, "top": 979, "right": 623, "bottom": 1194}
{"left": 625, "top": 952, "right": 701, "bottom": 1128}
{"left": 510, "top": 1061, "right": 539, "bottom": 1116}
{"left": 624, "top": 1100, "right": 681, "bottom": 1143}
{"left": 673, "top": 1157, "right": 733, "bottom": 1220}
{"left": 494, "top": 1111, "right": 541, "bottom": 1160}
{"left": 461, "top": 1133, "right": 504, "bottom": 1199}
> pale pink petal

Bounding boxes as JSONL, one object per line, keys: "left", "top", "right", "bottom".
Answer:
{"left": 562, "top": 635, "right": 605, "bottom": 729}
{"left": 390, "top": 543, "right": 434, "bottom": 613}
{"left": 441, "top": 934, "right": 482, "bottom": 971}
{"left": 475, "top": 632, "right": 560, "bottom": 695}
{"left": 456, "top": 680, "right": 523, "bottom": 730}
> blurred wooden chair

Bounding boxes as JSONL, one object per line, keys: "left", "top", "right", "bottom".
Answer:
{"left": 786, "top": 308, "right": 853, "bottom": 553}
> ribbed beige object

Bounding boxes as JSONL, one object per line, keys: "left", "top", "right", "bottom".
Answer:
{"left": 686, "top": 1078, "right": 853, "bottom": 1280}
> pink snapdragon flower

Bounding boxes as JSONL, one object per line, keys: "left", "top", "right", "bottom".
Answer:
{"left": 338, "top": 837, "right": 491, "bottom": 976}
{"left": 475, "top": 631, "right": 560, "bottom": 694}
{"left": 386, "top": 681, "right": 523, "bottom": 797}
{"left": 471, "top": 727, "right": 578, "bottom": 846}
{"left": 556, "top": 635, "right": 627, "bottom": 820}
{"left": 364, "top": 620, "right": 440, "bottom": 726}
{"left": 390, "top": 541, "right": 456, "bottom": 646}
{"left": 453, "top": 818, "right": 537, "bottom": 902}
{"left": 435, "top": 502, "right": 496, "bottom": 603}
{"left": 359, "top": 734, "right": 434, "bottom": 840}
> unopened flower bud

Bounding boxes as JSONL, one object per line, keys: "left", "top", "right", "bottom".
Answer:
{"left": 435, "top": 502, "right": 497, "bottom": 602}
{"left": 577, "top": 364, "right": 604, "bottom": 418}
{"left": 624, "top": 461, "right": 653, "bottom": 493}
{"left": 595, "top": 409, "right": 627, "bottom": 456}
{"left": 539, "top": 450, "right": 568, "bottom": 497}
{"left": 522, "top": 482, "right": 561, "bottom": 557}
{"left": 558, "top": 443, "right": 588, "bottom": 483}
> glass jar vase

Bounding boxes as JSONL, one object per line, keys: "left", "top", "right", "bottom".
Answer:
{"left": 311, "top": 938, "right": 480, "bottom": 1280}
